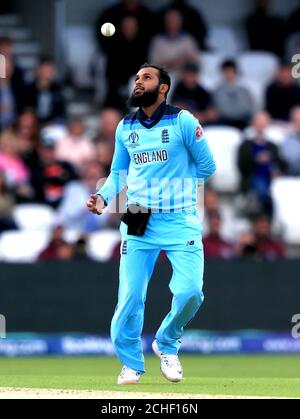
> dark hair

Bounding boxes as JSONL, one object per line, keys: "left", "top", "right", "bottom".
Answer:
{"left": 139, "top": 63, "right": 171, "bottom": 97}
{"left": 0, "top": 36, "right": 12, "bottom": 45}
{"left": 251, "top": 212, "right": 271, "bottom": 223}
{"left": 207, "top": 209, "right": 221, "bottom": 221}
{"left": 221, "top": 59, "right": 238, "bottom": 72}
{"left": 39, "top": 55, "right": 54, "bottom": 66}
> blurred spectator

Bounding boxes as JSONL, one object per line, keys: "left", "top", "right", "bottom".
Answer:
{"left": 149, "top": 9, "right": 198, "bottom": 75}
{"left": 0, "top": 56, "right": 26, "bottom": 130}
{"left": 38, "top": 225, "right": 76, "bottom": 261}
{"left": 0, "top": 130, "right": 33, "bottom": 202}
{"left": 161, "top": 0, "right": 207, "bottom": 50}
{"left": 55, "top": 117, "right": 94, "bottom": 170}
{"left": 0, "top": 170, "right": 17, "bottom": 233}
{"left": 237, "top": 111, "right": 287, "bottom": 216}
{"left": 236, "top": 214, "right": 286, "bottom": 261}
{"left": 203, "top": 211, "right": 235, "bottom": 259}
{"left": 94, "top": 108, "right": 122, "bottom": 145}
{"left": 11, "top": 110, "right": 40, "bottom": 171}
{"left": 265, "top": 64, "right": 300, "bottom": 121}
{"left": 0, "top": 130, "right": 30, "bottom": 188}
{"left": 0, "top": 37, "right": 26, "bottom": 129}
{"left": 281, "top": 106, "right": 300, "bottom": 176}
{"left": 252, "top": 213, "right": 286, "bottom": 260}
{"left": 286, "top": 4, "right": 300, "bottom": 36}
{"left": 95, "top": 141, "right": 114, "bottom": 177}
{"left": 245, "top": 0, "right": 285, "bottom": 57}
{"left": 95, "top": 0, "right": 155, "bottom": 53}
{"left": 25, "top": 56, "right": 66, "bottom": 124}
{"left": 171, "top": 62, "right": 217, "bottom": 124}
{"left": 58, "top": 160, "right": 110, "bottom": 232}
{"left": 30, "top": 134, "right": 77, "bottom": 208}
{"left": 213, "top": 60, "right": 255, "bottom": 129}
{"left": 101, "top": 15, "right": 148, "bottom": 110}
{"left": 236, "top": 231, "right": 259, "bottom": 259}
{"left": 0, "top": 0, "right": 11, "bottom": 13}
{"left": 204, "top": 189, "right": 238, "bottom": 240}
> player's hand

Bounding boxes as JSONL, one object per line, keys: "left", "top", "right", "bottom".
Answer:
{"left": 86, "top": 194, "right": 105, "bottom": 215}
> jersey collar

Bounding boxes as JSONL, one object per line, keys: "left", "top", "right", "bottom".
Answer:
{"left": 137, "top": 101, "right": 167, "bottom": 129}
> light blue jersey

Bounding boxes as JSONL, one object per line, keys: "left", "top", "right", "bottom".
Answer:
{"left": 97, "top": 102, "right": 216, "bottom": 211}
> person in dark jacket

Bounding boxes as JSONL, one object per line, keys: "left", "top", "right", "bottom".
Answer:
{"left": 265, "top": 64, "right": 300, "bottom": 121}
{"left": 25, "top": 57, "right": 65, "bottom": 124}
{"left": 95, "top": 0, "right": 155, "bottom": 53}
{"left": 160, "top": 0, "right": 207, "bottom": 49}
{"left": 100, "top": 15, "right": 148, "bottom": 110}
{"left": 171, "top": 62, "right": 217, "bottom": 124}
{"left": 237, "top": 111, "right": 287, "bottom": 216}
{"left": 30, "top": 134, "right": 77, "bottom": 209}
{"left": 245, "top": 0, "right": 285, "bottom": 57}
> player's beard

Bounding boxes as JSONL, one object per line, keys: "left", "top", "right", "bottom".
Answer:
{"left": 127, "top": 84, "right": 160, "bottom": 108}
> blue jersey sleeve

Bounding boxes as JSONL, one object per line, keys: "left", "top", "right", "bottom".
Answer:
{"left": 178, "top": 110, "right": 216, "bottom": 181}
{"left": 96, "top": 120, "right": 130, "bottom": 205}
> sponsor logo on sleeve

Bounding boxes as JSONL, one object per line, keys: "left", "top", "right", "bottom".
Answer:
{"left": 196, "top": 125, "right": 203, "bottom": 142}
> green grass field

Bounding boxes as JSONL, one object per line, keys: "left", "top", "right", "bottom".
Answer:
{"left": 0, "top": 355, "right": 299, "bottom": 398}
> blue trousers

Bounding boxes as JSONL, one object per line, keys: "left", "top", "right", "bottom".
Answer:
{"left": 111, "top": 211, "right": 204, "bottom": 373}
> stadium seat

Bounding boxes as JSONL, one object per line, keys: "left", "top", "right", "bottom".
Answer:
{"left": 0, "top": 14, "right": 21, "bottom": 27}
{"left": 243, "top": 124, "right": 289, "bottom": 146}
{"left": 63, "top": 25, "right": 98, "bottom": 88}
{"left": 86, "top": 230, "right": 121, "bottom": 262}
{"left": 199, "top": 52, "right": 225, "bottom": 91}
{"left": 204, "top": 126, "right": 242, "bottom": 192}
{"left": 265, "top": 124, "right": 289, "bottom": 146}
{"left": 207, "top": 25, "right": 240, "bottom": 56}
{"left": 271, "top": 178, "right": 300, "bottom": 245}
{"left": 238, "top": 52, "right": 279, "bottom": 85}
{"left": 239, "top": 77, "right": 265, "bottom": 111}
{"left": 0, "top": 231, "right": 50, "bottom": 262}
{"left": 13, "top": 41, "right": 40, "bottom": 55}
{"left": 16, "top": 55, "right": 39, "bottom": 72}
{"left": 12, "top": 204, "right": 56, "bottom": 231}
{"left": 0, "top": 27, "right": 31, "bottom": 42}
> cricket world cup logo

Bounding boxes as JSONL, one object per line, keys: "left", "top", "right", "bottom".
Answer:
{"left": 128, "top": 131, "right": 140, "bottom": 148}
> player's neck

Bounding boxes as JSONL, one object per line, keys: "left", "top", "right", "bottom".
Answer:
{"left": 141, "top": 98, "right": 165, "bottom": 119}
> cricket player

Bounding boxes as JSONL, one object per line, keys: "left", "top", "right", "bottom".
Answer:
{"left": 87, "top": 63, "right": 216, "bottom": 384}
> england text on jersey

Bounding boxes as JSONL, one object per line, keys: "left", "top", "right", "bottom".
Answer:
{"left": 132, "top": 149, "right": 168, "bottom": 165}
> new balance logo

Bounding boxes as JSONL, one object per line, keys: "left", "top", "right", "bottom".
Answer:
{"left": 121, "top": 241, "right": 127, "bottom": 255}
{"left": 161, "top": 129, "right": 169, "bottom": 143}
{"left": 186, "top": 240, "right": 195, "bottom": 246}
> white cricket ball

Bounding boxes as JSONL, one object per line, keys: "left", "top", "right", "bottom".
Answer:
{"left": 101, "top": 22, "right": 116, "bottom": 37}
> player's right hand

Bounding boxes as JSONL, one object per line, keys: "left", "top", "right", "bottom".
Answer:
{"left": 86, "top": 194, "right": 105, "bottom": 215}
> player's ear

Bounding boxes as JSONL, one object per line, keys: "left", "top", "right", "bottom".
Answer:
{"left": 160, "top": 83, "right": 169, "bottom": 96}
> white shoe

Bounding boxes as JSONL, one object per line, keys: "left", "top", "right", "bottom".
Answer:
{"left": 152, "top": 340, "right": 183, "bottom": 383}
{"left": 117, "top": 366, "right": 141, "bottom": 385}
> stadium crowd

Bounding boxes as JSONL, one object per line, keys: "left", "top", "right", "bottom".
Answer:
{"left": 0, "top": 0, "right": 300, "bottom": 262}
